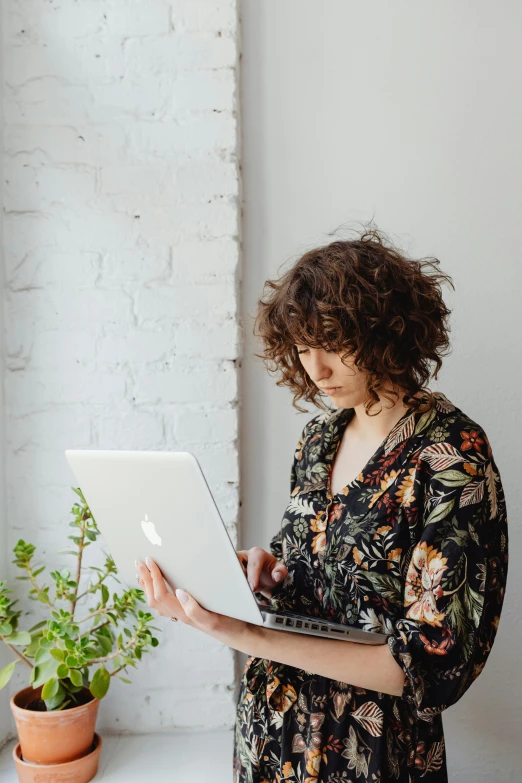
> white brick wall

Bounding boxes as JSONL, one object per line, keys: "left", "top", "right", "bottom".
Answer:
{"left": 0, "top": 2, "right": 10, "bottom": 746}
{"left": 2, "top": 0, "right": 241, "bottom": 734}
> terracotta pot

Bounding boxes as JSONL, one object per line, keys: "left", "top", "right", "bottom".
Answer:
{"left": 10, "top": 685, "right": 100, "bottom": 765}
{"left": 13, "top": 732, "right": 102, "bottom": 783}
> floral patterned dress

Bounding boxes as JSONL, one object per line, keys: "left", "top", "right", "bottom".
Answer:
{"left": 233, "top": 391, "right": 508, "bottom": 783}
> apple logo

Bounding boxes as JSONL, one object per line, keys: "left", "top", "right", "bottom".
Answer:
{"left": 141, "top": 514, "right": 162, "bottom": 546}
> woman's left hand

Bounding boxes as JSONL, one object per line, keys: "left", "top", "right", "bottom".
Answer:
{"left": 135, "top": 558, "right": 256, "bottom": 652}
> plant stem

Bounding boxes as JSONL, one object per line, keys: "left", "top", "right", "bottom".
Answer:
{"left": 89, "top": 619, "right": 111, "bottom": 635}
{"left": 70, "top": 512, "right": 87, "bottom": 619}
{"left": 0, "top": 637, "right": 34, "bottom": 669}
{"left": 75, "top": 565, "right": 112, "bottom": 603}
{"left": 76, "top": 607, "right": 110, "bottom": 625}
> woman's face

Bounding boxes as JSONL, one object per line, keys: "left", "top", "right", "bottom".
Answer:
{"left": 295, "top": 344, "right": 368, "bottom": 408}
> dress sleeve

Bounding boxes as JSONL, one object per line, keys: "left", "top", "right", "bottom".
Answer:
{"left": 387, "top": 429, "right": 509, "bottom": 722}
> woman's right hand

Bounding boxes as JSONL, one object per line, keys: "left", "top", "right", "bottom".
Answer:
{"left": 236, "top": 547, "right": 288, "bottom": 600}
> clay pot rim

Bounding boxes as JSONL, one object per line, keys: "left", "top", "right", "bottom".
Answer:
{"left": 13, "top": 732, "right": 102, "bottom": 768}
{"left": 10, "top": 684, "right": 99, "bottom": 717}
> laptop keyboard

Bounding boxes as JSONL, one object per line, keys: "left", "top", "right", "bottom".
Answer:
{"left": 257, "top": 602, "right": 355, "bottom": 636}
{"left": 273, "top": 615, "right": 348, "bottom": 635}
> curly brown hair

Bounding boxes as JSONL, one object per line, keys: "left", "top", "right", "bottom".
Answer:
{"left": 253, "top": 225, "right": 455, "bottom": 415}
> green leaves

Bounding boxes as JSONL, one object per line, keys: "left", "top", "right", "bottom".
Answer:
{"left": 0, "top": 487, "right": 162, "bottom": 710}
{"left": 49, "top": 569, "right": 78, "bottom": 602}
{"left": 4, "top": 631, "right": 31, "bottom": 646}
{"left": 31, "top": 656, "right": 60, "bottom": 689}
{"left": 28, "top": 620, "right": 48, "bottom": 633}
{"left": 56, "top": 663, "right": 69, "bottom": 679}
{"left": 12, "top": 539, "right": 36, "bottom": 567}
{"left": 42, "top": 677, "right": 59, "bottom": 700}
{"left": 101, "top": 584, "right": 109, "bottom": 606}
{"left": 44, "top": 681, "right": 67, "bottom": 711}
{"left": 90, "top": 666, "right": 110, "bottom": 699}
{"left": 36, "top": 589, "right": 52, "bottom": 605}
{"left": 72, "top": 486, "right": 86, "bottom": 501}
{"left": 34, "top": 640, "right": 53, "bottom": 664}
{"left": 69, "top": 669, "right": 83, "bottom": 688}
{"left": 0, "top": 660, "right": 18, "bottom": 690}
{"left": 95, "top": 633, "right": 112, "bottom": 656}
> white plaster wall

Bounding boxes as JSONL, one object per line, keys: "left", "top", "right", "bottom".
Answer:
{"left": 0, "top": 2, "right": 9, "bottom": 747}
{"left": 2, "top": 0, "right": 241, "bottom": 736}
{"left": 239, "top": 2, "right": 522, "bottom": 781}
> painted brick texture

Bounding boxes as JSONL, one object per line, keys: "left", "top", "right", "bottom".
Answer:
{"left": 2, "top": 0, "right": 241, "bottom": 733}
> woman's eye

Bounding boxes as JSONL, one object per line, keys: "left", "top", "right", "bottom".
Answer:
{"left": 297, "top": 349, "right": 309, "bottom": 355}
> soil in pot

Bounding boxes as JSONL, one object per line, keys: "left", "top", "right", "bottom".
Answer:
{"left": 23, "top": 689, "right": 94, "bottom": 712}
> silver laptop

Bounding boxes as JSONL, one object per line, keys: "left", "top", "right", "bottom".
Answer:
{"left": 64, "top": 449, "right": 388, "bottom": 645}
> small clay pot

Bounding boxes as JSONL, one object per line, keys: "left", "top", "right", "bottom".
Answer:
{"left": 10, "top": 685, "right": 100, "bottom": 765}
{"left": 13, "top": 732, "right": 102, "bottom": 783}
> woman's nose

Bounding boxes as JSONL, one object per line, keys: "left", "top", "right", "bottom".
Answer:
{"left": 310, "top": 359, "right": 332, "bottom": 384}
{"left": 303, "top": 348, "right": 333, "bottom": 384}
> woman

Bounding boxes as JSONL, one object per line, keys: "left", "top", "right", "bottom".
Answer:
{"left": 136, "top": 227, "right": 509, "bottom": 783}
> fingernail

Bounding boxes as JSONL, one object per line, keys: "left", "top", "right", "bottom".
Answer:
{"left": 176, "top": 588, "right": 188, "bottom": 605}
{"left": 273, "top": 572, "right": 282, "bottom": 582}
{"left": 145, "top": 556, "right": 151, "bottom": 566}
{"left": 249, "top": 580, "right": 255, "bottom": 591}
{"left": 134, "top": 560, "right": 139, "bottom": 568}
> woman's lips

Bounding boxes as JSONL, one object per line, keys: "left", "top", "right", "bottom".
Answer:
{"left": 322, "top": 386, "right": 341, "bottom": 394}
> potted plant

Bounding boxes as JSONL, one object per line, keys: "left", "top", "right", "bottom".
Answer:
{"left": 0, "top": 487, "right": 161, "bottom": 783}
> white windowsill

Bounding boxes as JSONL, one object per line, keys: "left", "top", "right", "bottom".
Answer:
{"left": 0, "top": 730, "right": 234, "bottom": 782}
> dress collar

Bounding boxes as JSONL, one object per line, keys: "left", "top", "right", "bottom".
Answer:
{"left": 314, "top": 394, "right": 437, "bottom": 499}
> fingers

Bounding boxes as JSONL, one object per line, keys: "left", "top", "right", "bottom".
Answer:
{"left": 136, "top": 561, "right": 158, "bottom": 609}
{"left": 175, "top": 588, "right": 219, "bottom": 632}
{"left": 271, "top": 561, "right": 288, "bottom": 583}
{"left": 136, "top": 559, "right": 182, "bottom": 620}
{"left": 244, "top": 547, "right": 287, "bottom": 593}
{"left": 146, "top": 557, "right": 168, "bottom": 602}
{"left": 244, "top": 547, "right": 265, "bottom": 591}
{"left": 135, "top": 559, "right": 222, "bottom": 634}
